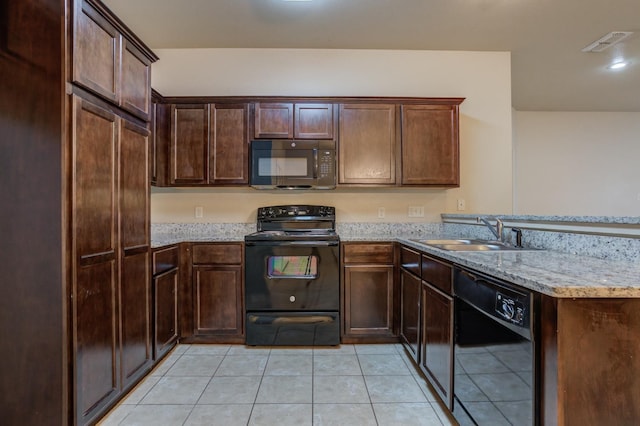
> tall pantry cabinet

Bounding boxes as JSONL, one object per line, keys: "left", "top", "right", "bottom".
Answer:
{"left": 2, "top": 0, "right": 66, "bottom": 425}
{"left": 70, "top": 1, "right": 158, "bottom": 424}
{"left": 2, "top": 0, "right": 157, "bottom": 425}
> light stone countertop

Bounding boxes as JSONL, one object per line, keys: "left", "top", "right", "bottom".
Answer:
{"left": 441, "top": 214, "right": 640, "bottom": 225}
{"left": 399, "top": 237, "right": 640, "bottom": 298}
{"left": 151, "top": 223, "right": 640, "bottom": 298}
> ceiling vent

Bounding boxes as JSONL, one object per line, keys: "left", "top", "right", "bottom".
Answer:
{"left": 582, "top": 31, "right": 633, "bottom": 52}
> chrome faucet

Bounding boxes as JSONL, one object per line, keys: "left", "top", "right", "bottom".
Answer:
{"left": 477, "top": 216, "right": 504, "bottom": 242}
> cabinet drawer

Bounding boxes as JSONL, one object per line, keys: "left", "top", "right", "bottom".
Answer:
{"left": 152, "top": 245, "right": 179, "bottom": 275}
{"left": 421, "top": 254, "right": 452, "bottom": 294}
{"left": 192, "top": 243, "right": 242, "bottom": 265}
{"left": 343, "top": 243, "right": 394, "bottom": 264}
{"left": 400, "top": 246, "right": 421, "bottom": 277}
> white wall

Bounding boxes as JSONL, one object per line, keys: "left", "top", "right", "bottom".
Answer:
{"left": 513, "top": 111, "right": 640, "bottom": 216}
{"left": 151, "top": 48, "right": 513, "bottom": 223}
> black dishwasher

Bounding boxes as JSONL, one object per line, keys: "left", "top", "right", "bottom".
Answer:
{"left": 453, "top": 267, "right": 539, "bottom": 426}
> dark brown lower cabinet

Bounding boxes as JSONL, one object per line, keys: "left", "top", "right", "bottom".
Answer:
{"left": 341, "top": 242, "right": 397, "bottom": 342}
{"left": 75, "top": 260, "right": 119, "bottom": 424}
{"left": 120, "top": 251, "right": 152, "bottom": 389}
{"left": 400, "top": 269, "right": 421, "bottom": 360}
{"left": 194, "top": 265, "right": 243, "bottom": 337}
{"left": 420, "top": 282, "right": 454, "bottom": 409}
{"left": 420, "top": 253, "right": 454, "bottom": 409}
{"left": 154, "top": 268, "right": 179, "bottom": 358}
{"left": 152, "top": 245, "right": 179, "bottom": 360}
{"left": 188, "top": 243, "right": 244, "bottom": 343}
{"left": 399, "top": 246, "right": 421, "bottom": 360}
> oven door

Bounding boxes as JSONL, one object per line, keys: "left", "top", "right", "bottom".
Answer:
{"left": 245, "top": 240, "right": 340, "bottom": 311}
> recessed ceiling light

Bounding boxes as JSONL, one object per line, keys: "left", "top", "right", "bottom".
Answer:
{"left": 283, "top": 0, "right": 312, "bottom": 2}
{"left": 607, "top": 61, "right": 630, "bottom": 70}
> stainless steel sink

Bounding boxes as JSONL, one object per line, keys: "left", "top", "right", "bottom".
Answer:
{"left": 412, "top": 239, "right": 537, "bottom": 252}
{"left": 419, "top": 239, "right": 475, "bottom": 245}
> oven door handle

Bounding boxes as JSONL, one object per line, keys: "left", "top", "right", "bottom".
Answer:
{"left": 245, "top": 240, "right": 339, "bottom": 247}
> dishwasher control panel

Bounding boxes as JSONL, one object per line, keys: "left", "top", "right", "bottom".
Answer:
{"left": 495, "top": 292, "right": 526, "bottom": 326}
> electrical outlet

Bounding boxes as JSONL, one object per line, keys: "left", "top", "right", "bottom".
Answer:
{"left": 457, "top": 199, "right": 466, "bottom": 211}
{"left": 195, "top": 206, "right": 203, "bottom": 218}
{"left": 378, "top": 207, "right": 385, "bottom": 218}
{"left": 408, "top": 206, "right": 425, "bottom": 217}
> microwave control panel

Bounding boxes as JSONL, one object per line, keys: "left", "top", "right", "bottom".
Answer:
{"left": 317, "top": 149, "right": 335, "bottom": 180}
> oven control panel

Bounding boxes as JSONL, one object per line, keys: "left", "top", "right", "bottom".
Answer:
{"left": 257, "top": 205, "right": 335, "bottom": 219}
{"left": 495, "top": 292, "right": 526, "bottom": 326}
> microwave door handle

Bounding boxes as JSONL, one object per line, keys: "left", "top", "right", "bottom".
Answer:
{"left": 313, "top": 148, "right": 318, "bottom": 179}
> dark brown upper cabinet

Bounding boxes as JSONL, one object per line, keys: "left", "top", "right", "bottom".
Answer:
{"left": 210, "top": 104, "right": 250, "bottom": 185}
{"left": 401, "top": 104, "right": 460, "bottom": 186}
{"left": 167, "top": 103, "right": 249, "bottom": 186}
{"left": 338, "top": 99, "right": 462, "bottom": 187}
{"left": 157, "top": 96, "right": 461, "bottom": 187}
{"left": 169, "top": 104, "right": 209, "bottom": 185}
{"left": 254, "top": 103, "right": 293, "bottom": 139}
{"left": 121, "top": 39, "right": 152, "bottom": 120}
{"left": 338, "top": 103, "right": 397, "bottom": 185}
{"left": 254, "top": 102, "right": 334, "bottom": 139}
{"left": 72, "top": 0, "right": 156, "bottom": 121}
{"left": 294, "top": 103, "right": 334, "bottom": 139}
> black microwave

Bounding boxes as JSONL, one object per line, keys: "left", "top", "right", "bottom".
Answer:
{"left": 250, "top": 140, "right": 336, "bottom": 189}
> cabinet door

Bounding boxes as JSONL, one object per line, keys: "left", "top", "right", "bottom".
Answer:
{"left": 294, "top": 103, "right": 334, "bottom": 139}
{"left": 120, "top": 39, "right": 151, "bottom": 120}
{"left": 400, "top": 269, "right": 421, "bottom": 361}
{"left": 153, "top": 102, "right": 170, "bottom": 186}
{"left": 210, "top": 104, "right": 249, "bottom": 184}
{"left": 120, "top": 119, "right": 150, "bottom": 249}
{"left": 170, "top": 104, "right": 209, "bottom": 184}
{"left": 421, "top": 283, "right": 454, "bottom": 409}
{"left": 73, "top": 0, "right": 120, "bottom": 103}
{"left": 339, "top": 104, "right": 396, "bottom": 184}
{"left": 72, "top": 96, "right": 119, "bottom": 423}
{"left": 119, "top": 118, "right": 151, "bottom": 389}
{"left": 343, "top": 265, "right": 395, "bottom": 337}
{"left": 254, "top": 103, "right": 294, "bottom": 139}
{"left": 193, "top": 265, "right": 243, "bottom": 336}
{"left": 401, "top": 105, "right": 459, "bottom": 186}
{"left": 154, "top": 268, "right": 179, "bottom": 360}
{"left": 120, "top": 251, "right": 151, "bottom": 388}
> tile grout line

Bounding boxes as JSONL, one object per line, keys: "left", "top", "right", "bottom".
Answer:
{"left": 183, "top": 345, "right": 230, "bottom": 425}
{"left": 246, "top": 347, "right": 271, "bottom": 425}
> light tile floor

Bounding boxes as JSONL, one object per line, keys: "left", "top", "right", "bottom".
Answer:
{"left": 99, "top": 343, "right": 457, "bottom": 426}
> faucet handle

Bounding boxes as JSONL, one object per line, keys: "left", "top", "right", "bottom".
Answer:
{"left": 512, "top": 228, "right": 523, "bottom": 248}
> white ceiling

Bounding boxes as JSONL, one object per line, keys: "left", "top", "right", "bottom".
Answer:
{"left": 103, "top": 0, "right": 640, "bottom": 111}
